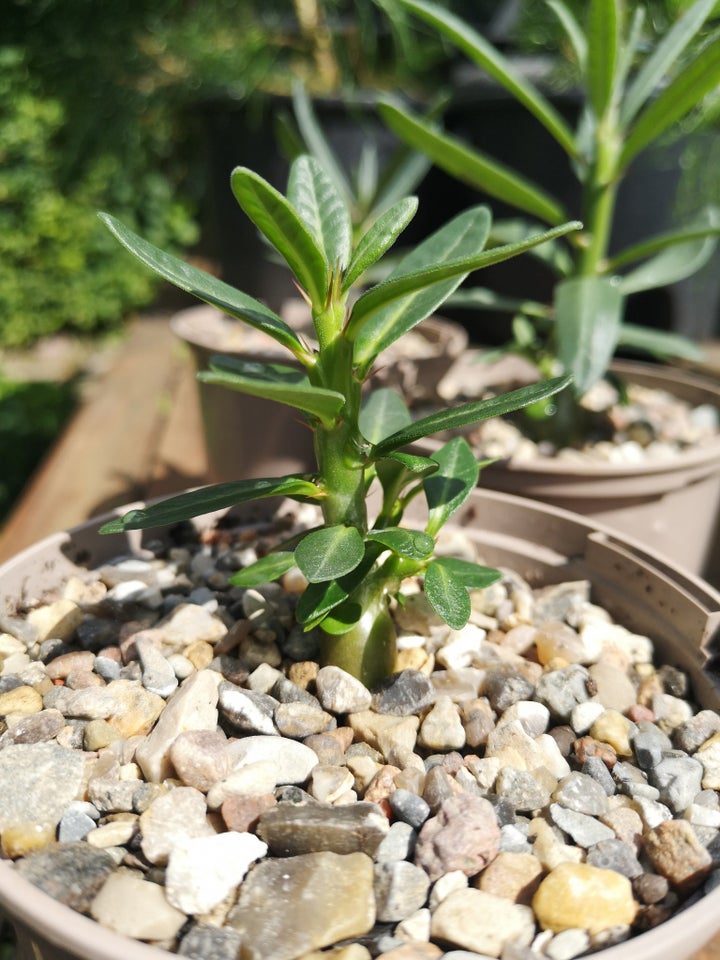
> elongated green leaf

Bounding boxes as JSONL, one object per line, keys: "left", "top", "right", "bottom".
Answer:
{"left": 359, "top": 388, "right": 412, "bottom": 445}
{"left": 395, "top": 0, "right": 577, "bottom": 156}
{"left": 367, "top": 528, "right": 434, "bottom": 560}
{"left": 370, "top": 375, "right": 572, "bottom": 457}
{"left": 587, "top": 0, "right": 618, "bottom": 118}
{"left": 612, "top": 6, "right": 646, "bottom": 107}
{"left": 378, "top": 99, "right": 566, "bottom": 225}
{"left": 621, "top": 0, "right": 719, "bottom": 126}
{"left": 291, "top": 81, "right": 353, "bottom": 207}
{"left": 424, "top": 437, "right": 479, "bottom": 536}
{"left": 287, "top": 155, "right": 352, "bottom": 271}
{"left": 295, "top": 562, "right": 372, "bottom": 627}
{"left": 608, "top": 209, "right": 720, "bottom": 270}
{"left": 343, "top": 197, "right": 419, "bottom": 291}
{"left": 423, "top": 560, "right": 471, "bottom": 629}
{"left": 616, "top": 211, "right": 720, "bottom": 295}
{"left": 99, "top": 214, "right": 305, "bottom": 358}
{"left": 489, "top": 218, "right": 575, "bottom": 275}
{"left": 556, "top": 276, "right": 623, "bottom": 395}
{"left": 620, "top": 40, "right": 720, "bottom": 168}
{"left": 199, "top": 356, "right": 344, "bottom": 426}
{"left": 383, "top": 452, "right": 440, "bottom": 475}
{"left": 448, "top": 287, "right": 551, "bottom": 319}
{"left": 354, "top": 207, "right": 492, "bottom": 370}
{"left": 546, "top": 0, "right": 587, "bottom": 71}
{"left": 230, "top": 552, "right": 297, "bottom": 587}
{"left": 99, "top": 476, "right": 322, "bottom": 533}
{"left": 616, "top": 323, "right": 704, "bottom": 362}
{"left": 349, "top": 218, "right": 582, "bottom": 345}
{"left": 294, "top": 525, "right": 365, "bottom": 583}
{"left": 231, "top": 165, "right": 328, "bottom": 307}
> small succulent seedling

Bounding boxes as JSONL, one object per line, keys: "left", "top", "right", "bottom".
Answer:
{"left": 99, "top": 155, "right": 576, "bottom": 686}
{"left": 381, "top": 0, "right": 720, "bottom": 442}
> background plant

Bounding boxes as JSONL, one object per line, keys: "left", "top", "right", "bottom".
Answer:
{"left": 99, "top": 155, "right": 576, "bottom": 686}
{"left": 380, "top": 0, "right": 720, "bottom": 442}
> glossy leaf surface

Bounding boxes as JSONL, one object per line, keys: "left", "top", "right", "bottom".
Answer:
{"left": 343, "top": 197, "right": 419, "bottom": 291}
{"left": 359, "top": 388, "right": 412, "bottom": 445}
{"left": 230, "top": 552, "right": 296, "bottom": 587}
{"left": 99, "top": 214, "right": 304, "bottom": 357}
{"left": 424, "top": 437, "right": 479, "bottom": 537}
{"left": 294, "top": 525, "right": 365, "bottom": 583}
{"left": 366, "top": 528, "right": 435, "bottom": 561}
{"left": 231, "top": 166, "right": 329, "bottom": 307}
{"left": 199, "top": 357, "right": 344, "bottom": 426}
{"left": 587, "top": 0, "right": 618, "bottom": 118}
{"left": 288, "top": 155, "right": 352, "bottom": 272}
{"left": 99, "top": 476, "right": 321, "bottom": 533}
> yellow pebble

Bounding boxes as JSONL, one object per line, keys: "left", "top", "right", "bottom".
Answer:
{"left": 0, "top": 685, "right": 43, "bottom": 716}
{"left": 533, "top": 862, "right": 637, "bottom": 935}
{"left": 1, "top": 821, "right": 56, "bottom": 858}
{"left": 183, "top": 640, "right": 214, "bottom": 670}
{"left": 589, "top": 709, "right": 633, "bottom": 756}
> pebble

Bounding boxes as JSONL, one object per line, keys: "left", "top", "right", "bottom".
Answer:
{"left": 139, "top": 786, "right": 215, "bottom": 865}
{"left": 257, "top": 801, "right": 389, "bottom": 857}
{"left": 135, "top": 635, "right": 179, "bottom": 697}
{"left": 165, "top": 831, "right": 267, "bottom": 913}
{"left": 372, "top": 669, "right": 435, "bottom": 716}
{"left": 90, "top": 870, "right": 187, "bottom": 941}
{"left": 15, "top": 842, "right": 116, "bottom": 912}
{"left": 374, "top": 861, "right": 430, "bottom": 921}
{"left": 389, "top": 789, "right": 431, "bottom": 829}
{"left": 476, "top": 850, "right": 545, "bottom": 904}
{"left": 178, "top": 924, "right": 243, "bottom": 960}
{"left": 643, "top": 819, "right": 713, "bottom": 892}
{"left": 431, "top": 888, "right": 535, "bottom": 956}
{"left": 274, "top": 700, "right": 336, "bottom": 738}
{"left": 418, "top": 696, "right": 466, "bottom": 751}
{"left": 315, "top": 665, "right": 372, "bottom": 714}
{"left": 532, "top": 862, "right": 637, "bottom": 934}
{"left": 0, "top": 742, "right": 85, "bottom": 831}
{"left": 415, "top": 793, "right": 500, "bottom": 881}
{"left": 226, "top": 734, "right": 318, "bottom": 784}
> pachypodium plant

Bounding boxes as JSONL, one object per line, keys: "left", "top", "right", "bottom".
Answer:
{"left": 99, "top": 155, "right": 577, "bottom": 686}
{"left": 380, "top": 0, "right": 720, "bottom": 442}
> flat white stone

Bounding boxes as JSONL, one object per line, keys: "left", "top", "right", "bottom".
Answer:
{"left": 166, "top": 831, "right": 267, "bottom": 913}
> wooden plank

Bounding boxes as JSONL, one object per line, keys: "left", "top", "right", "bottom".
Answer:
{"left": 0, "top": 315, "right": 207, "bottom": 562}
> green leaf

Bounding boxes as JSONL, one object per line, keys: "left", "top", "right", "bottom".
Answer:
{"left": 555, "top": 276, "right": 623, "bottom": 396}
{"left": 350, "top": 217, "right": 582, "bottom": 348}
{"left": 620, "top": 40, "right": 720, "bottom": 168}
{"left": 448, "top": 287, "right": 551, "bottom": 319}
{"left": 367, "top": 528, "right": 435, "bottom": 560}
{"left": 98, "top": 214, "right": 305, "bottom": 358}
{"left": 424, "top": 437, "right": 479, "bottom": 536}
{"left": 382, "top": 452, "right": 440, "bottom": 476}
{"left": 353, "top": 207, "right": 492, "bottom": 370}
{"left": 489, "top": 218, "right": 575, "bottom": 275}
{"left": 359, "top": 388, "right": 412, "bottom": 445}
{"left": 320, "top": 601, "right": 364, "bottom": 634}
{"left": 546, "top": 0, "right": 587, "bottom": 72}
{"left": 617, "top": 323, "right": 704, "bottom": 362}
{"left": 343, "top": 197, "right": 419, "bottom": 291}
{"left": 423, "top": 559, "right": 470, "bottom": 629}
{"left": 621, "top": 0, "right": 719, "bottom": 126}
{"left": 616, "top": 211, "right": 720, "bottom": 295}
{"left": 291, "top": 81, "right": 353, "bottom": 208}
{"left": 199, "top": 356, "right": 345, "bottom": 427}
{"left": 608, "top": 207, "right": 720, "bottom": 271}
{"left": 430, "top": 556, "right": 503, "bottom": 590}
{"left": 370, "top": 375, "right": 573, "bottom": 457}
{"left": 294, "top": 525, "right": 365, "bottom": 583}
{"left": 230, "top": 165, "right": 329, "bottom": 308}
{"left": 587, "top": 0, "right": 618, "bottom": 118}
{"left": 287, "top": 155, "right": 352, "bottom": 272}
{"left": 612, "top": 6, "right": 646, "bottom": 107}
{"left": 230, "top": 552, "right": 297, "bottom": 587}
{"left": 394, "top": 0, "right": 577, "bottom": 156}
{"left": 378, "top": 99, "right": 567, "bottom": 225}
{"left": 99, "top": 476, "right": 322, "bottom": 533}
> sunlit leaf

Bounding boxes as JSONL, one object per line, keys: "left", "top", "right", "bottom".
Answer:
{"left": 343, "top": 197, "right": 419, "bottom": 291}
{"left": 230, "top": 552, "right": 296, "bottom": 587}
{"left": 359, "top": 388, "right": 412, "bottom": 445}
{"left": 287, "top": 155, "right": 352, "bottom": 271}
{"left": 555, "top": 276, "right": 623, "bottom": 396}
{"left": 424, "top": 437, "right": 479, "bottom": 536}
{"left": 367, "top": 528, "right": 435, "bottom": 560}
{"left": 294, "top": 525, "right": 365, "bottom": 583}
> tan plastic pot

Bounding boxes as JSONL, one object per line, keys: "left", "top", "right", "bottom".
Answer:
{"left": 1, "top": 489, "right": 719, "bottom": 960}
{"left": 171, "top": 304, "right": 468, "bottom": 482}
{"left": 422, "top": 360, "right": 720, "bottom": 581}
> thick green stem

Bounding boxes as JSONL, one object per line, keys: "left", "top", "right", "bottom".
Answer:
{"left": 578, "top": 120, "right": 620, "bottom": 278}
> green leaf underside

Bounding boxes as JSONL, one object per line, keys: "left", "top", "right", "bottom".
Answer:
{"left": 359, "top": 388, "right": 412, "bottom": 445}
{"left": 489, "top": 219, "right": 575, "bottom": 275}
{"left": 395, "top": 0, "right": 576, "bottom": 156}
{"left": 423, "top": 560, "right": 470, "bottom": 629}
{"left": 556, "top": 277, "right": 623, "bottom": 396}
{"left": 343, "top": 197, "right": 419, "bottom": 291}
{"left": 230, "top": 167, "right": 328, "bottom": 308}
{"left": 620, "top": 40, "right": 720, "bottom": 168}
{"left": 617, "top": 225, "right": 720, "bottom": 296}
{"left": 448, "top": 287, "right": 550, "bottom": 319}
{"left": 385, "top": 452, "right": 440, "bottom": 475}
{"left": 294, "top": 525, "right": 365, "bottom": 583}
{"left": 199, "top": 357, "right": 345, "bottom": 424}
{"left": 353, "top": 206, "right": 492, "bottom": 369}
{"left": 98, "top": 214, "right": 303, "bottom": 356}
{"left": 288, "top": 155, "right": 352, "bottom": 272}
{"left": 378, "top": 100, "right": 566, "bottom": 225}
{"left": 431, "top": 556, "right": 503, "bottom": 589}
{"left": 321, "top": 603, "right": 364, "bottom": 634}
{"left": 608, "top": 210, "right": 720, "bottom": 271}
{"left": 617, "top": 324, "right": 704, "bottom": 361}
{"left": 424, "top": 437, "right": 479, "bottom": 537}
{"left": 230, "top": 552, "right": 296, "bottom": 587}
{"left": 99, "top": 476, "right": 322, "bottom": 533}
{"left": 370, "top": 375, "right": 573, "bottom": 457}
{"left": 350, "top": 218, "right": 582, "bottom": 349}
{"left": 546, "top": 0, "right": 587, "bottom": 72}
{"left": 367, "top": 528, "right": 435, "bottom": 560}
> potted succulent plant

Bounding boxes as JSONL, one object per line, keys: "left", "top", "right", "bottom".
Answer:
{"left": 173, "top": 82, "right": 468, "bottom": 482}
{"left": 379, "top": 0, "right": 720, "bottom": 575}
{"left": 2, "top": 153, "right": 720, "bottom": 960}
